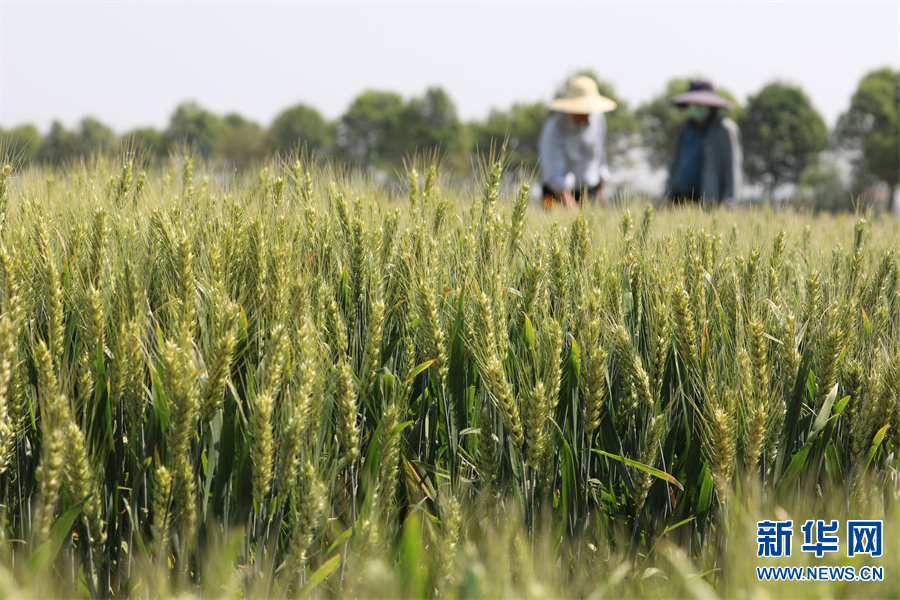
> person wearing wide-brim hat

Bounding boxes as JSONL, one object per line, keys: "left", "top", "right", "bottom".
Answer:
{"left": 538, "top": 76, "right": 617, "bottom": 210}
{"left": 664, "top": 79, "right": 743, "bottom": 207}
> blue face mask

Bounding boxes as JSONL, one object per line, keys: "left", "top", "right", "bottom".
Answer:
{"left": 689, "top": 105, "right": 711, "bottom": 122}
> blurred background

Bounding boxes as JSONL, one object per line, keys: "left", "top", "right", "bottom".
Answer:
{"left": 0, "top": 1, "right": 897, "bottom": 212}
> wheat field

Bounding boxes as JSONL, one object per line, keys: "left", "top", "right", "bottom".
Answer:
{"left": 0, "top": 154, "right": 896, "bottom": 598}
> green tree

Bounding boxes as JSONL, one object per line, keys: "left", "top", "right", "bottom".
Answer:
{"left": 37, "top": 121, "right": 79, "bottom": 165}
{"left": 401, "top": 87, "right": 466, "bottom": 157}
{"left": 796, "top": 159, "right": 852, "bottom": 213}
{"left": 834, "top": 67, "right": 900, "bottom": 211}
{"left": 740, "top": 82, "right": 828, "bottom": 194}
{"left": 123, "top": 127, "right": 169, "bottom": 162}
{"left": 267, "top": 103, "right": 334, "bottom": 157}
{"left": 76, "top": 117, "right": 118, "bottom": 156}
{"left": 166, "top": 101, "right": 227, "bottom": 159}
{"left": 556, "top": 70, "right": 640, "bottom": 167}
{"left": 0, "top": 124, "right": 42, "bottom": 163}
{"left": 222, "top": 113, "right": 267, "bottom": 170}
{"left": 472, "top": 102, "right": 546, "bottom": 172}
{"left": 336, "top": 91, "right": 405, "bottom": 169}
{"left": 636, "top": 77, "right": 744, "bottom": 170}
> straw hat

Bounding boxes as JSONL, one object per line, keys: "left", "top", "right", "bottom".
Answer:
{"left": 549, "top": 76, "right": 617, "bottom": 114}
{"left": 671, "top": 79, "right": 733, "bottom": 109}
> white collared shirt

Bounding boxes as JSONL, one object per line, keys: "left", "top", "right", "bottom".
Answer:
{"left": 538, "top": 112, "right": 610, "bottom": 193}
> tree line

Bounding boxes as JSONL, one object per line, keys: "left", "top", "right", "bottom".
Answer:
{"left": 1, "top": 68, "right": 897, "bottom": 209}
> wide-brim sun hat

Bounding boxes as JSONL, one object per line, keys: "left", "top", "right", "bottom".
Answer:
{"left": 671, "top": 79, "right": 733, "bottom": 109}
{"left": 549, "top": 75, "right": 617, "bottom": 114}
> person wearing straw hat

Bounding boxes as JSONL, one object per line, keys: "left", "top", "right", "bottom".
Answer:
{"left": 664, "top": 79, "right": 743, "bottom": 207}
{"left": 538, "top": 75, "right": 617, "bottom": 210}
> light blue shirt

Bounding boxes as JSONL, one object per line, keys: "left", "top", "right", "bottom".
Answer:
{"left": 538, "top": 112, "right": 611, "bottom": 193}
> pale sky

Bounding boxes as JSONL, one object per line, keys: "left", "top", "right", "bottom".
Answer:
{"left": 1, "top": 1, "right": 898, "bottom": 134}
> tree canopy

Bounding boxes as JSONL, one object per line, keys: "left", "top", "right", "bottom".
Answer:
{"left": 268, "top": 103, "right": 334, "bottom": 157}
{"left": 472, "top": 102, "right": 546, "bottom": 173}
{"left": 835, "top": 67, "right": 900, "bottom": 209}
{"left": 166, "top": 101, "right": 228, "bottom": 159}
{"left": 0, "top": 124, "right": 42, "bottom": 163}
{"left": 221, "top": 114, "right": 268, "bottom": 171}
{"left": 123, "top": 127, "right": 169, "bottom": 161}
{"left": 740, "top": 82, "right": 828, "bottom": 193}
{"left": 77, "top": 118, "right": 118, "bottom": 156}
{"left": 37, "top": 121, "right": 80, "bottom": 165}
{"left": 335, "top": 88, "right": 467, "bottom": 171}
{"left": 335, "top": 91, "right": 406, "bottom": 169}
{"left": 401, "top": 87, "right": 467, "bottom": 162}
